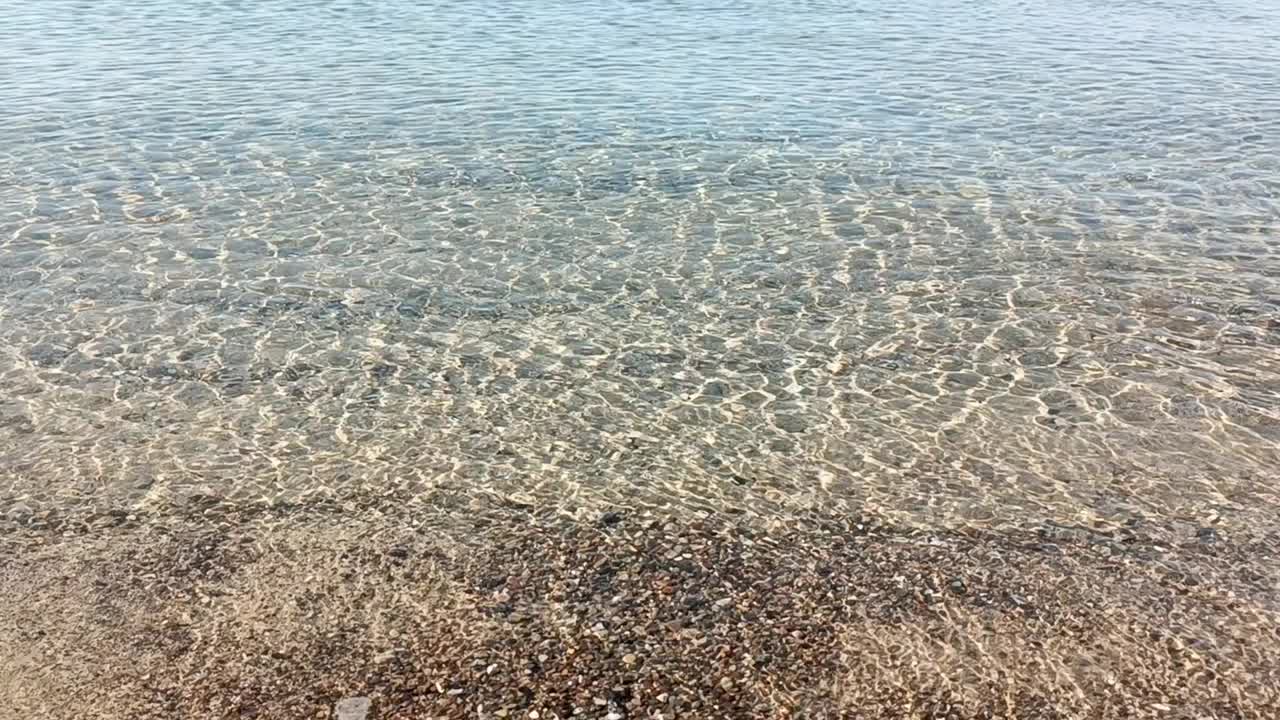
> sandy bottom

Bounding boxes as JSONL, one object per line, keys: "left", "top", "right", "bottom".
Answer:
{"left": 3, "top": 503, "right": 1278, "bottom": 719}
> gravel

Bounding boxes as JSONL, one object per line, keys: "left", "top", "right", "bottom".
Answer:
{"left": 2, "top": 504, "right": 1278, "bottom": 719}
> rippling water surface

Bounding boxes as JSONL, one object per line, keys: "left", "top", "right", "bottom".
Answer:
{"left": 2, "top": 0, "right": 1279, "bottom": 533}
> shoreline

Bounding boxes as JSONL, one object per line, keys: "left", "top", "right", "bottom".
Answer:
{"left": 4, "top": 503, "right": 1278, "bottom": 719}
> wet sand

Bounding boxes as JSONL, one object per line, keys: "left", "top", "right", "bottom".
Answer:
{"left": 3, "top": 501, "right": 1278, "bottom": 719}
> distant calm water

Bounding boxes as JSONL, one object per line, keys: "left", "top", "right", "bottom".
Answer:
{"left": 2, "top": 0, "right": 1278, "bottom": 533}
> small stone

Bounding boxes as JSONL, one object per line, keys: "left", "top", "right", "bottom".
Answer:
{"left": 774, "top": 414, "right": 808, "bottom": 433}
{"left": 334, "top": 697, "right": 371, "bottom": 720}
{"left": 622, "top": 653, "right": 638, "bottom": 665}
{"left": 720, "top": 677, "right": 735, "bottom": 690}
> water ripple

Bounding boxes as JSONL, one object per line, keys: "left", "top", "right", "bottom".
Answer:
{"left": 1, "top": 0, "right": 1278, "bottom": 534}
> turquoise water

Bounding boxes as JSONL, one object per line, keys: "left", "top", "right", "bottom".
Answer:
{"left": 1, "top": 0, "right": 1278, "bottom": 532}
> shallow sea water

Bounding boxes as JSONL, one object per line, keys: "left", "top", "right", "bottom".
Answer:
{"left": 1, "top": 0, "right": 1278, "bottom": 533}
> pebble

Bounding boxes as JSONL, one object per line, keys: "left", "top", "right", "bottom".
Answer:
{"left": 774, "top": 414, "right": 809, "bottom": 433}
{"left": 334, "top": 697, "right": 371, "bottom": 720}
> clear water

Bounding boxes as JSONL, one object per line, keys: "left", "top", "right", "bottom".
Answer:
{"left": 2, "top": 0, "right": 1278, "bottom": 533}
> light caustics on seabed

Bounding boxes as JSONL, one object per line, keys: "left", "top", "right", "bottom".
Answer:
{"left": 0, "top": 0, "right": 1277, "bottom": 535}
